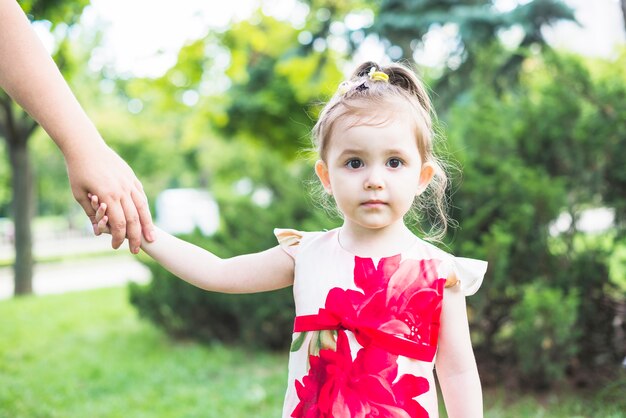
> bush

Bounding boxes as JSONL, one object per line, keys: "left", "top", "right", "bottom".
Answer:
{"left": 129, "top": 145, "right": 338, "bottom": 350}
{"left": 129, "top": 256, "right": 295, "bottom": 349}
{"left": 511, "top": 283, "right": 580, "bottom": 389}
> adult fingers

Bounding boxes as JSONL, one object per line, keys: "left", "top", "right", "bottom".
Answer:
{"left": 131, "top": 182, "right": 154, "bottom": 242}
{"left": 121, "top": 197, "right": 141, "bottom": 254}
{"left": 105, "top": 199, "right": 126, "bottom": 250}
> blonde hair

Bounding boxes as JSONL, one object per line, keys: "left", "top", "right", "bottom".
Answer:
{"left": 311, "top": 61, "right": 450, "bottom": 241}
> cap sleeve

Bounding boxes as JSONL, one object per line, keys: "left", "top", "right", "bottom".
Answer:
{"left": 274, "top": 228, "right": 303, "bottom": 259}
{"left": 442, "top": 257, "right": 488, "bottom": 296}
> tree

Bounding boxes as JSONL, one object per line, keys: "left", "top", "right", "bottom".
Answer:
{"left": 219, "top": 11, "right": 344, "bottom": 157}
{"left": 128, "top": 11, "right": 345, "bottom": 349}
{"left": 445, "top": 48, "right": 626, "bottom": 387}
{"left": 369, "top": 0, "right": 576, "bottom": 105}
{"left": 0, "top": 0, "right": 89, "bottom": 295}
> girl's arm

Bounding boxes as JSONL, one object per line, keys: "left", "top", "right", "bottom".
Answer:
{"left": 92, "top": 197, "right": 294, "bottom": 293}
{"left": 141, "top": 227, "right": 295, "bottom": 293}
{"left": 0, "top": 0, "right": 153, "bottom": 252}
{"left": 435, "top": 278, "right": 483, "bottom": 418}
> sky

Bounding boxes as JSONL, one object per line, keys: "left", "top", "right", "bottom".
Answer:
{"left": 62, "top": 0, "right": 626, "bottom": 78}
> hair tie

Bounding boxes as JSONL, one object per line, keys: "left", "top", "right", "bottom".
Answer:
{"left": 337, "top": 81, "right": 350, "bottom": 95}
{"left": 368, "top": 67, "right": 389, "bottom": 82}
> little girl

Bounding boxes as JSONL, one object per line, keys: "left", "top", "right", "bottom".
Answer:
{"left": 90, "top": 61, "right": 487, "bottom": 418}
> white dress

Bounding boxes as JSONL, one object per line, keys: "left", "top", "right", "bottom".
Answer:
{"left": 275, "top": 227, "right": 487, "bottom": 418}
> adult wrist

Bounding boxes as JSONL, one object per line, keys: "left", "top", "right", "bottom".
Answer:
{"left": 60, "top": 133, "right": 109, "bottom": 161}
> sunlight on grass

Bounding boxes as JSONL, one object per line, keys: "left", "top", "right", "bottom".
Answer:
{"left": 0, "top": 287, "right": 287, "bottom": 418}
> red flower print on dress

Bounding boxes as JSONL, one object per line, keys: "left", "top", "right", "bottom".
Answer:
{"left": 291, "top": 255, "right": 446, "bottom": 416}
{"left": 320, "top": 256, "right": 445, "bottom": 351}
{"left": 291, "top": 330, "right": 430, "bottom": 418}
{"left": 355, "top": 256, "right": 445, "bottom": 347}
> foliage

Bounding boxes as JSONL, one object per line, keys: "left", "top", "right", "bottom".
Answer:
{"left": 445, "top": 49, "right": 626, "bottom": 388}
{"left": 510, "top": 284, "right": 580, "bottom": 388}
{"left": 19, "top": 0, "right": 90, "bottom": 25}
{"left": 125, "top": 12, "right": 344, "bottom": 350}
{"left": 130, "top": 140, "right": 338, "bottom": 350}
{"left": 219, "top": 12, "right": 343, "bottom": 157}
{"left": 3, "top": 0, "right": 623, "bottom": 392}
{"left": 370, "top": 0, "right": 576, "bottom": 104}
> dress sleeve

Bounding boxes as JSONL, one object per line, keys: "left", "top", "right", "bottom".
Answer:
{"left": 442, "top": 257, "right": 488, "bottom": 296}
{"left": 273, "top": 228, "right": 303, "bottom": 259}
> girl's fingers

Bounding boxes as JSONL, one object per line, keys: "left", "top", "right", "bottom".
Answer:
{"left": 98, "top": 215, "right": 109, "bottom": 234}
{"left": 95, "top": 203, "right": 107, "bottom": 223}
{"left": 90, "top": 194, "right": 100, "bottom": 212}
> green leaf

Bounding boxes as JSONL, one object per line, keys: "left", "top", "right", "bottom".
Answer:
{"left": 290, "top": 332, "right": 307, "bottom": 352}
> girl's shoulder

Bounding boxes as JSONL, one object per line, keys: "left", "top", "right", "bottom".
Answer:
{"left": 273, "top": 228, "right": 336, "bottom": 258}
{"left": 411, "top": 237, "right": 488, "bottom": 296}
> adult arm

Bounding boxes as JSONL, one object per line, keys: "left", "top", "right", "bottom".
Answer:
{"left": 0, "top": 0, "right": 154, "bottom": 252}
{"left": 436, "top": 279, "right": 484, "bottom": 418}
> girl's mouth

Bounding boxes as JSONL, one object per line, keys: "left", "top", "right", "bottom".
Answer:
{"left": 362, "top": 200, "right": 387, "bottom": 207}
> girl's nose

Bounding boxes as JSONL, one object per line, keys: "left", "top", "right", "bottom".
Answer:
{"left": 364, "top": 168, "right": 385, "bottom": 190}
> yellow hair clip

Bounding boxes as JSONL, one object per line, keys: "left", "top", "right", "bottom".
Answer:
{"left": 368, "top": 67, "right": 389, "bottom": 82}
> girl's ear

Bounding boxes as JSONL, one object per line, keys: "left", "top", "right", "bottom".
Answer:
{"left": 315, "top": 160, "right": 332, "bottom": 194}
{"left": 417, "top": 162, "right": 435, "bottom": 195}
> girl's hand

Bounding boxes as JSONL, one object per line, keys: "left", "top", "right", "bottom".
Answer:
{"left": 88, "top": 193, "right": 111, "bottom": 236}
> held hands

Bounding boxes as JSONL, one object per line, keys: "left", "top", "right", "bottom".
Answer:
{"left": 0, "top": 0, "right": 153, "bottom": 254}
{"left": 89, "top": 193, "right": 130, "bottom": 250}
{"left": 69, "top": 147, "right": 154, "bottom": 254}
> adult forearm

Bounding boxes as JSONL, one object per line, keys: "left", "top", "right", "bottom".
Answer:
{"left": 0, "top": 0, "right": 105, "bottom": 156}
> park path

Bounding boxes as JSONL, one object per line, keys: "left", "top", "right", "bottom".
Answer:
{"left": 0, "top": 235, "right": 150, "bottom": 300}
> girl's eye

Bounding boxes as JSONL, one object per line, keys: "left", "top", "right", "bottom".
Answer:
{"left": 387, "top": 158, "right": 403, "bottom": 168}
{"left": 346, "top": 159, "right": 363, "bottom": 169}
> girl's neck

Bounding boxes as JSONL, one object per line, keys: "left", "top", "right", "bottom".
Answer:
{"left": 338, "top": 220, "right": 416, "bottom": 258}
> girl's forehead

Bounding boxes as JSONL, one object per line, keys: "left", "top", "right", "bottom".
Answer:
{"left": 335, "top": 106, "right": 409, "bottom": 130}
{"left": 328, "top": 114, "right": 420, "bottom": 155}
{"left": 332, "top": 110, "right": 415, "bottom": 141}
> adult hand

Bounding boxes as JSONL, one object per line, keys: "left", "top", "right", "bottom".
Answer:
{"left": 66, "top": 144, "right": 154, "bottom": 253}
{"left": 1, "top": 0, "right": 155, "bottom": 253}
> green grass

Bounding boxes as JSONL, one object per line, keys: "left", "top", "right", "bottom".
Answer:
{"left": 0, "top": 287, "right": 287, "bottom": 418}
{"left": 481, "top": 386, "right": 626, "bottom": 418}
{"left": 1, "top": 287, "right": 624, "bottom": 418}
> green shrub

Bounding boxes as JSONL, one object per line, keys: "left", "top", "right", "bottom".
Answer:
{"left": 511, "top": 283, "right": 580, "bottom": 389}
{"left": 129, "top": 256, "right": 295, "bottom": 349}
{"left": 129, "top": 145, "right": 338, "bottom": 350}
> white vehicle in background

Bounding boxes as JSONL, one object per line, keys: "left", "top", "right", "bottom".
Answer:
{"left": 155, "top": 189, "right": 219, "bottom": 236}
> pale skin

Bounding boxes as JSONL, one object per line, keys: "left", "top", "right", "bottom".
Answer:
{"left": 0, "top": 0, "right": 154, "bottom": 253}
{"left": 91, "top": 109, "right": 482, "bottom": 417}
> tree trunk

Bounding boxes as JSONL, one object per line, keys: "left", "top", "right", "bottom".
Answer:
{"left": 9, "top": 139, "right": 34, "bottom": 296}
{"left": 622, "top": 0, "right": 626, "bottom": 33}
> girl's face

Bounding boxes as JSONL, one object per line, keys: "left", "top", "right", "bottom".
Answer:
{"left": 315, "top": 111, "right": 434, "bottom": 235}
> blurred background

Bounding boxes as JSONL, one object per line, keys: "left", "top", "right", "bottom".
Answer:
{"left": 1, "top": 0, "right": 625, "bottom": 416}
